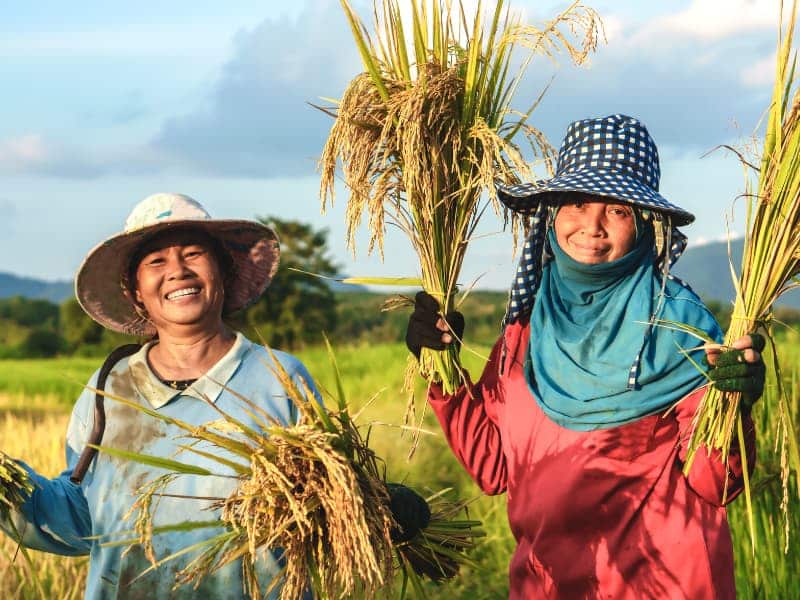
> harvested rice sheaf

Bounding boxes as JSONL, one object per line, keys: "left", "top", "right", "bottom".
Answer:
{"left": 219, "top": 424, "right": 395, "bottom": 600}
{"left": 0, "top": 452, "right": 32, "bottom": 519}
{"left": 101, "top": 344, "right": 483, "bottom": 599}
{"left": 672, "top": 0, "right": 800, "bottom": 550}
{"left": 320, "top": 0, "right": 603, "bottom": 394}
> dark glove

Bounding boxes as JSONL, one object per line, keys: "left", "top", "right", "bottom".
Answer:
{"left": 387, "top": 483, "right": 431, "bottom": 543}
{"left": 707, "top": 333, "right": 767, "bottom": 414}
{"left": 405, "top": 291, "right": 465, "bottom": 359}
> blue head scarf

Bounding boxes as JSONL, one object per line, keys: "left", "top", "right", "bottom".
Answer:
{"left": 523, "top": 212, "right": 722, "bottom": 431}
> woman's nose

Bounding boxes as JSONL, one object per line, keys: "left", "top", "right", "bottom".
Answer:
{"left": 579, "top": 214, "right": 605, "bottom": 235}
{"left": 165, "top": 255, "right": 194, "bottom": 279}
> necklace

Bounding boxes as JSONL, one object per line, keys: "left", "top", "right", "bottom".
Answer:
{"left": 157, "top": 376, "right": 197, "bottom": 391}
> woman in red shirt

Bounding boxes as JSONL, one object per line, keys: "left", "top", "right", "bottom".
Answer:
{"left": 406, "top": 115, "right": 765, "bottom": 599}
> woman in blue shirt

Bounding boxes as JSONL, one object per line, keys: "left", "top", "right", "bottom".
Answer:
{"left": 1, "top": 193, "right": 426, "bottom": 598}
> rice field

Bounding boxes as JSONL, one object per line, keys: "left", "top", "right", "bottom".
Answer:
{"left": 0, "top": 338, "right": 798, "bottom": 598}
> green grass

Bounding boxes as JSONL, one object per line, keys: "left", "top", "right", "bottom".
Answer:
{"left": 0, "top": 335, "right": 798, "bottom": 597}
{"left": 0, "top": 357, "right": 98, "bottom": 407}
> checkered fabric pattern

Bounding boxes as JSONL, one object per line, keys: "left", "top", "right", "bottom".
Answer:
{"left": 497, "top": 114, "right": 695, "bottom": 227}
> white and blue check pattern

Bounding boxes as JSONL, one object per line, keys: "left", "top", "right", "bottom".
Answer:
{"left": 497, "top": 114, "right": 695, "bottom": 227}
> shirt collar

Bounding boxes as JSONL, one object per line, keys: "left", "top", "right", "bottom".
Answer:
{"left": 127, "top": 332, "right": 252, "bottom": 409}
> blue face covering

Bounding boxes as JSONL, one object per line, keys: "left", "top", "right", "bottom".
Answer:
{"left": 525, "top": 224, "right": 722, "bottom": 431}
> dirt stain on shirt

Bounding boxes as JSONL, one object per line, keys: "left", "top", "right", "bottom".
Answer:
{"left": 102, "top": 367, "right": 166, "bottom": 455}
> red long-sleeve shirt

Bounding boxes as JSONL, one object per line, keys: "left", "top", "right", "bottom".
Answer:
{"left": 429, "top": 318, "right": 755, "bottom": 599}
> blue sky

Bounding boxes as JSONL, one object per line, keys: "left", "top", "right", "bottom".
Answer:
{"left": 0, "top": 0, "right": 786, "bottom": 289}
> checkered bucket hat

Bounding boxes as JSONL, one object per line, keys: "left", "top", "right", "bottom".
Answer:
{"left": 498, "top": 114, "right": 694, "bottom": 325}
{"left": 497, "top": 113, "right": 694, "bottom": 226}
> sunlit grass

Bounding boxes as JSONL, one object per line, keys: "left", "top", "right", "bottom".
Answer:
{"left": 1, "top": 336, "right": 796, "bottom": 597}
{"left": 0, "top": 411, "right": 88, "bottom": 599}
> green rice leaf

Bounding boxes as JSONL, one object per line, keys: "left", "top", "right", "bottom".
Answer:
{"left": 647, "top": 319, "right": 719, "bottom": 344}
{"left": 323, "top": 333, "right": 348, "bottom": 413}
{"left": 288, "top": 267, "right": 423, "bottom": 287}
{"left": 99, "top": 520, "right": 223, "bottom": 548}
{"left": 174, "top": 444, "right": 250, "bottom": 476}
{"left": 89, "top": 445, "right": 217, "bottom": 476}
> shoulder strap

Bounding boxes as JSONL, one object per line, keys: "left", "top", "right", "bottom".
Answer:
{"left": 70, "top": 344, "right": 142, "bottom": 485}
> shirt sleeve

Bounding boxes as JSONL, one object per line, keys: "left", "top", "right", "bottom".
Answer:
{"left": 674, "top": 386, "right": 757, "bottom": 506}
{"left": 428, "top": 335, "right": 508, "bottom": 496}
{"left": 0, "top": 381, "right": 95, "bottom": 555}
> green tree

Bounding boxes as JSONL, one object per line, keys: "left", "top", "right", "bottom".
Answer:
{"left": 0, "top": 296, "right": 59, "bottom": 328}
{"left": 60, "top": 297, "right": 104, "bottom": 350}
{"left": 19, "top": 327, "right": 62, "bottom": 357}
{"left": 235, "top": 217, "right": 340, "bottom": 350}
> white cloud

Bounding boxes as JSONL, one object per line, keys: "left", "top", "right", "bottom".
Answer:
{"left": 650, "top": 0, "right": 782, "bottom": 40}
{"left": 150, "top": 0, "right": 361, "bottom": 178}
{"left": 0, "top": 134, "right": 165, "bottom": 178}
{"left": 0, "top": 135, "right": 49, "bottom": 164}
{"left": 0, "top": 27, "right": 233, "bottom": 58}
{"left": 740, "top": 51, "right": 778, "bottom": 87}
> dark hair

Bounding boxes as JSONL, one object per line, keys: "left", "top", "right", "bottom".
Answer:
{"left": 123, "top": 227, "right": 236, "bottom": 314}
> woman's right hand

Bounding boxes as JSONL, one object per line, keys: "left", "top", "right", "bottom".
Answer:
{"left": 405, "top": 291, "right": 465, "bottom": 359}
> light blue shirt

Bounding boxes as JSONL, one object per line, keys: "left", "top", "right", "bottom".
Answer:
{"left": 1, "top": 332, "right": 319, "bottom": 599}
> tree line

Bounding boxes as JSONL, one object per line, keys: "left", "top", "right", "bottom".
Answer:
{"left": 0, "top": 216, "right": 506, "bottom": 359}
{"left": 3, "top": 215, "right": 796, "bottom": 359}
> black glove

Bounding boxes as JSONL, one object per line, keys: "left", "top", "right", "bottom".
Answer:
{"left": 707, "top": 333, "right": 767, "bottom": 414}
{"left": 405, "top": 291, "right": 465, "bottom": 359}
{"left": 387, "top": 483, "right": 431, "bottom": 543}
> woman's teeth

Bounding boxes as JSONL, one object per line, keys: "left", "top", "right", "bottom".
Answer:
{"left": 166, "top": 287, "right": 200, "bottom": 300}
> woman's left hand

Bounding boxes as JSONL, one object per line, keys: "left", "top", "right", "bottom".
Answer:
{"left": 704, "top": 333, "right": 767, "bottom": 413}
{"left": 386, "top": 483, "right": 431, "bottom": 543}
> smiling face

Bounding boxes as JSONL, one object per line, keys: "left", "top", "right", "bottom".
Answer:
{"left": 554, "top": 196, "right": 637, "bottom": 264}
{"left": 132, "top": 229, "right": 227, "bottom": 335}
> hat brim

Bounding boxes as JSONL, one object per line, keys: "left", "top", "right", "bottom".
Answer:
{"left": 497, "top": 169, "right": 694, "bottom": 227}
{"left": 76, "top": 219, "right": 280, "bottom": 336}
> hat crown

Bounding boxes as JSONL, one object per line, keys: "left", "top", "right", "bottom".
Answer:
{"left": 556, "top": 114, "right": 660, "bottom": 192}
{"left": 124, "top": 193, "right": 211, "bottom": 233}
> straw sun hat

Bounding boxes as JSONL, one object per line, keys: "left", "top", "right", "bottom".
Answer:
{"left": 76, "top": 193, "right": 280, "bottom": 337}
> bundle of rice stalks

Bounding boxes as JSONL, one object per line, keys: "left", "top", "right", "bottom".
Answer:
{"left": 0, "top": 452, "right": 32, "bottom": 520}
{"left": 0, "top": 452, "right": 46, "bottom": 596}
{"left": 95, "top": 341, "right": 483, "bottom": 599}
{"left": 319, "top": 0, "right": 602, "bottom": 393}
{"left": 670, "top": 0, "right": 800, "bottom": 548}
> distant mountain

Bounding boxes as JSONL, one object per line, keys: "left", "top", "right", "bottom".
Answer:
{"left": 672, "top": 237, "right": 800, "bottom": 308}
{"left": 0, "top": 272, "right": 73, "bottom": 303}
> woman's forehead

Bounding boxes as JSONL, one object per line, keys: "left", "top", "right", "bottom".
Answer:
{"left": 137, "top": 227, "right": 215, "bottom": 254}
{"left": 561, "top": 192, "right": 631, "bottom": 206}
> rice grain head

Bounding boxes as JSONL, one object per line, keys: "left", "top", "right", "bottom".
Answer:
{"left": 320, "top": 0, "right": 602, "bottom": 393}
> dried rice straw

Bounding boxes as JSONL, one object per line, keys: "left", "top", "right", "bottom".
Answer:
{"left": 94, "top": 340, "right": 483, "bottom": 599}
{"left": 319, "top": 0, "right": 603, "bottom": 394}
{"left": 665, "top": 0, "right": 800, "bottom": 552}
